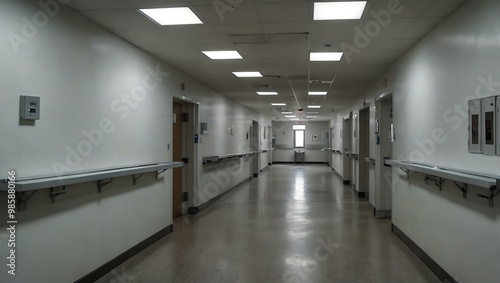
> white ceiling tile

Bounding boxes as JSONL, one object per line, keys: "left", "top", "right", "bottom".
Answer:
{"left": 194, "top": 4, "right": 261, "bottom": 25}
{"left": 79, "top": 10, "right": 158, "bottom": 30}
{"left": 256, "top": 2, "right": 310, "bottom": 23}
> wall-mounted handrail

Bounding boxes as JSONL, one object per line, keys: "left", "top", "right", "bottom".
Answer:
{"left": 202, "top": 151, "right": 257, "bottom": 165}
{"left": 385, "top": 160, "right": 499, "bottom": 207}
{"left": 0, "top": 162, "right": 184, "bottom": 210}
{"left": 0, "top": 162, "right": 183, "bottom": 192}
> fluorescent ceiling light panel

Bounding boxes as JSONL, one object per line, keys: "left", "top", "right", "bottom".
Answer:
{"left": 139, "top": 7, "right": 203, "bottom": 25}
{"left": 257, "top": 92, "right": 278, "bottom": 95}
{"left": 281, "top": 112, "right": 293, "bottom": 114}
{"left": 271, "top": 103, "right": 286, "bottom": 106}
{"left": 310, "top": 52, "right": 343, "bottom": 61}
{"left": 233, "top": 72, "right": 262, "bottom": 77}
{"left": 313, "top": 1, "right": 367, "bottom": 20}
{"left": 308, "top": 91, "right": 327, "bottom": 95}
{"left": 307, "top": 116, "right": 318, "bottom": 118}
{"left": 202, "top": 51, "right": 242, "bottom": 60}
{"left": 285, "top": 115, "right": 296, "bottom": 118}
{"left": 289, "top": 118, "right": 300, "bottom": 121}
{"left": 308, "top": 112, "right": 318, "bottom": 114}
{"left": 308, "top": 105, "right": 321, "bottom": 109}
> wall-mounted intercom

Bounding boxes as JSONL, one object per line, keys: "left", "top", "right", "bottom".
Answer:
{"left": 20, "top": 95, "right": 40, "bottom": 120}
{"left": 481, "top": 96, "right": 496, "bottom": 155}
{"left": 468, "top": 98, "right": 482, "bottom": 153}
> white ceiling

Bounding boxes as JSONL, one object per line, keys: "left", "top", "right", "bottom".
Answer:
{"left": 62, "top": 0, "right": 465, "bottom": 121}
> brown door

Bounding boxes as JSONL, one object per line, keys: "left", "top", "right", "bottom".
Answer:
{"left": 173, "top": 102, "right": 183, "bottom": 218}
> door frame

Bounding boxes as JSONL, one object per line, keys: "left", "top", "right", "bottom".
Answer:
{"left": 374, "top": 92, "right": 393, "bottom": 218}
{"left": 342, "top": 112, "right": 353, "bottom": 184}
{"left": 358, "top": 105, "right": 370, "bottom": 198}
{"left": 172, "top": 93, "right": 199, "bottom": 215}
{"left": 251, "top": 120, "right": 260, "bottom": 178}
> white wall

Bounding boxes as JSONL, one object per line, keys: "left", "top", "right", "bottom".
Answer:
{"left": 197, "top": 101, "right": 270, "bottom": 207}
{"left": 332, "top": 0, "right": 500, "bottom": 281}
{"left": 272, "top": 121, "right": 329, "bottom": 163}
{"left": 0, "top": 1, "right": 269, "bottom": 282}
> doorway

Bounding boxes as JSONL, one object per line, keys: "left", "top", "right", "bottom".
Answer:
{"left": 358, "top": 106, "right": 370, "bottom": 198}
{"left": 172, "top": 101, "right": 183, "bottom": 218}
{"left": 374, "top": 93, "right": 393, "bottom": 218}
{"left": 342, "top": 113, "right": 352, "bottom": 184}
{"left": 251, "top": 120, "right": 260, "bottom": 178}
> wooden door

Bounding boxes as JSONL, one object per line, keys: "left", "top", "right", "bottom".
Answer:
{"left": 173, "top": 102, "right": 183, "bottom": 218}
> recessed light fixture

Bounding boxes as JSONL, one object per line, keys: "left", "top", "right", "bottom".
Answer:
{"left": 139, "top": 7, "right": 203, "bottom": 25}
{"left": 308, "top": 91, "right": 328, "bottom": 95}
{"left": 281, "top": 112, "right": 293, "bottom": 114}
{"left": 271, "top": 103, "right": 286, "bottom": 106}
{"left": 233, "top": 72, "right": 263, "bottom": 77}
{"left": 308, "top": 105, "right": 321, "bottom": 109}
{"left": 285, "top": 115, "right": 296, "bottom": 118}
{"left": 202, "top": 51, "right": 242, "bottom": 60}
{"left": 289, "top": 118, "right": 300, "bottom": 121}
{"left": 310, "top": 52, "right": 343, "bottom": 61}
{"left": 313, "top": 1, "right": 367, "bottom": 20}
{"left": 307, "top": 116, "right": 318, "bottom": 119}
{"left": 257, "top": 92, "right": 278, "bottom": 95}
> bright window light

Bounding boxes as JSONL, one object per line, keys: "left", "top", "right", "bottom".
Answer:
{"left": 294, "top": 129, "right": 305, "bottom": 147}
{"left": 233, "top": 72, "right": 262, "bottom": 77}
{"left": 257, "top": 92, "right": 278, "bottom": 95}
{"left": 313, "top": 1, "right": 367, "bottom": 20}
{"left": 271, "top": 103, "right": 286, "bottom": 106}
{"left": 285, "top": 115, "right": 296, "bottom": 118}
{"left": 202, "top": 51, "right": 242, "bottom": 60}
{"left": 281, "top": 112, "right": 293, "bottom": 114}
{"left": 310, "top": 52, "right": 343, "bottom": 61}
{"left": 308, "top": 91, "right": 327, "bottom": 95}
{"left": 139, "top": 7, "right": 203, "bottom": 25}
{"left": 308, "top": 105, "right": 321, "bottom": 109}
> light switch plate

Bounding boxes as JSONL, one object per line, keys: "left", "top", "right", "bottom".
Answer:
{"left": 20, "top": 95, "right": 40, "bottom": 120}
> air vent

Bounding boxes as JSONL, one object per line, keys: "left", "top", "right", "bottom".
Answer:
{"left": 267, "top": 32, "right": 309, "bottom": 43}
{"left": 309, "top": 80, "right": 334, "bottom": 84}
{"left": 230, "top": 34, "right": 268, "bottom": 44}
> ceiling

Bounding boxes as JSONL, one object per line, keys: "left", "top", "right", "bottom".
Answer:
{"left": 62, "top": 0, "right": 465, "bottom": 121}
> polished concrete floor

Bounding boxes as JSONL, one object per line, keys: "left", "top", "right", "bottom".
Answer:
{"left": 97, "top": 164, "right": 440, "bottom": 283}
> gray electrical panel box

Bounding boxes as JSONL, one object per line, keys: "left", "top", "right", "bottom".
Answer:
{"left": 481, "top": 96, "right": 496, "bottom": 155}
{"left": 497, "top": 96, "right": 500, "bottom": 156}
{"left": 468, "top": 99, "right": 482, "bottom": 153}
{"left": 20, "top": 95, "right": 40, "bottom": 120}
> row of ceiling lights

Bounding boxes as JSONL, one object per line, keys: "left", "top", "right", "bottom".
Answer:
{"left": 138, "top": 2, "right": 368, "bottom": 119}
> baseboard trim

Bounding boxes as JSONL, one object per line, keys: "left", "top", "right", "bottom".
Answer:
{"left": 392, "top": 224, "right": 457, "bottom": 283}
{"left": 75, "top": 225, "right": 173, "bottom": 283}
{"left": 189, "top": 176, "right": 252, "bottom": 215}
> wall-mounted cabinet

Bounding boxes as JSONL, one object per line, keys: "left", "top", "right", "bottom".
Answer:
{"left": 468, "top": 99, "right": 482, "bottom": 153}
{"left": 481, "top": 96, "right": 496, "bottom": 155}
{"left": 469, "top": 96, "right": 500, "bottom": 156}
